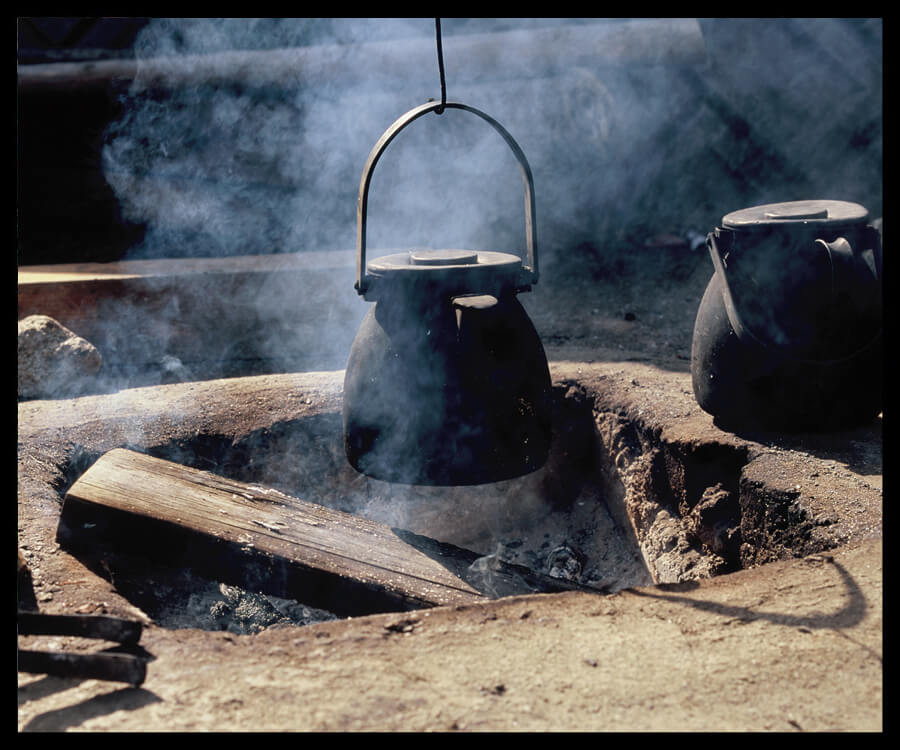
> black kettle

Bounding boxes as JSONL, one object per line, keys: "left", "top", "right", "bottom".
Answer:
{"left": 343, "top": 101, "right": 552, "bottom": 485}
{"left": 691, "top": 199, "right": 882, "bottom": 431}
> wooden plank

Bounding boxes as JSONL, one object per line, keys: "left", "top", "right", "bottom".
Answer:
{"left": 17, "top": 21, "right": 706, "bottom": 93}
{"left": 17, "top": 251, "right": 354, "bottom": 286}
{"left": 17, "top": 252, "right": 359, "bottom": 372}
{"left": 57, "top": 449, "right": 581, "bottom": 616}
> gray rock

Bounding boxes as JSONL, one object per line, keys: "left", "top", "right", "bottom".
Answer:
{"left": 18, "top": 315, "right": 102, "bottom": 400}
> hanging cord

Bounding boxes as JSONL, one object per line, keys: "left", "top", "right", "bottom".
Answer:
{"left": 434, "top": 18, "right": 447, "bottom": 114}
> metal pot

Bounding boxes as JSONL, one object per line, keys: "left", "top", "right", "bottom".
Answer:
{"left": 691, "top": 199, "right": 882, "bottom": 430}
{"left": 343, "top": 101, "right": 552, "bottom": 485}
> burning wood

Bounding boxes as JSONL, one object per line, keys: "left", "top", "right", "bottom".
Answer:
{"left": 57, "top": 449, "right": 592, "bottom": 619}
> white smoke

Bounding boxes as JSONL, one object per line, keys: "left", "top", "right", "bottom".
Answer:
{"left": 100, "top": 19, "right": 702, "bottom": 264}
{"left": 93, "top": 17, "right": 883, "bottom": 387}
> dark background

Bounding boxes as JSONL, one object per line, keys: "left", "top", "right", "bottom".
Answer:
{"left": 17, "top": 18, "right": 882, "bottom": 268}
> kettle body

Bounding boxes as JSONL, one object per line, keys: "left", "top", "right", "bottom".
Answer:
{"left": 691, "top": 200, "right": 882, "bottom": 430}
{"left": 344, "top": 285, "right": 551, "bottom": 485}
{"left": 343, "top": 100, "right": 551, "bottom": 484}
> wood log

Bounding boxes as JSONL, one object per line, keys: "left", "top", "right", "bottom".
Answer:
{"left": 58, "top": 449, "right": 587, "bottom": 617}
{"left": 17, "top": 650, "right": 147, "bottom": 686}
{"left": 17, "top": 612, "right": 143, "bottom": 645}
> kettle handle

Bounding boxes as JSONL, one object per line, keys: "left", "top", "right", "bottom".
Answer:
{"left": 706, "top": 228, "right": 856, "bottom": 343}
{"left": 706, "top": 229, "right": 752, "bottom": 343}
{"left": 356, "top": 100, "right": 538, "bottom": 296}
{"left": 707, "top": 227, "right": 883, "bottom": 361}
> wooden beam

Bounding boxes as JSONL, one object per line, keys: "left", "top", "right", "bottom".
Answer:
{"left": 17, "top": 251, "right": 354, "bottom": 286}
{"left": 17, "top": 20, "right": 707, "bottom": 93}
{"left": 17, "top": 251, "right": 360, "bottom": 373}
{"left": 58, "top": 449, "right": 583, "bottom": 617}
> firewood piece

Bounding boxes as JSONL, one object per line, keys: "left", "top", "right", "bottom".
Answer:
{"left": 57, "top": 449, "right": 580, "bottom": 617}
{"left": 18, "top": 649, "right": 146, "bottom": 686}
{"left": 17, "top": 612, "right": 143, "bottom": 645}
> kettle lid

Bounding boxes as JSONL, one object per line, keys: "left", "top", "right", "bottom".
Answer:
{"left": 722, "top": 199, "right": 869, "bottom": 230}
{"left": 363, "top": 248, "right": 528, "bottom": 299}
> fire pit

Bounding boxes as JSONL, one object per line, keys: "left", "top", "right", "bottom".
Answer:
{"left": 17, "top": 251, "right": 883, "bottom": 730}
{"left": 41, "top": 381, "right": 651, "bottom": 632}
{"left": 20, "top": 353, "right": 881, "bottom": 624}
{"left": 18, "top": 227, "right": 883, "bottom": 626}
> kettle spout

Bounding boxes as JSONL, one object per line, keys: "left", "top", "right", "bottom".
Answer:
{"left": 452, "top": 293, "right": 499, "bottom": 334}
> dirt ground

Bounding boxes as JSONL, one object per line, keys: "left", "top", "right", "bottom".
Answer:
{"left": 17, "top": 243, "right": 883, "bottom": 732}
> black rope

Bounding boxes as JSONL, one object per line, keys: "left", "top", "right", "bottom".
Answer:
{"left": 435, "top": 18, "right": 446, "bottom": 114}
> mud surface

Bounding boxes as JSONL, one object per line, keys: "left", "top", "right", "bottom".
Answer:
{"left": 17, "top": 245, "right": 882, "bottom": 731}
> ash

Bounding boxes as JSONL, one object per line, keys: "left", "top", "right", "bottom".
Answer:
{"left": 209, "top": 584, "right": 338, "bottom": 634}
{"left": 141, "top": 574, "right": 338, "bottom": 634}
{"left": 445, "top": 483, "right": 652, "bottom": 594}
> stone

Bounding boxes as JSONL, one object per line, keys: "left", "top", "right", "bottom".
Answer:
{"left": 18, "top": 314, "right": 102, "bottom": 400}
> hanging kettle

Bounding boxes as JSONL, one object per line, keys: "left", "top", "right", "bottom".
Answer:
{"left": 343, "top": 101, "right": 552, "bottom": 485}
{"left": 691, "top": 199, "right": 882, "bottom": 430}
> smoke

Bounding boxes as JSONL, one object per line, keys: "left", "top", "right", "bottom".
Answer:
{"left": 102, "top": 18, "right": 881, "bottom": 269}
{"left": 100, "top": 19, "right": 702, "bottom": 265}
{"left": 95, "top": 18, "right": 628, "bottom": 390}
{"left": 101, "top": 19, "right": 484, "bottom": 259}
{"left": 94, "top": 19, "right": 884, "bottom": 416}
{"left": 93, "top": 15, "right": 883, "bottom": 458}
{"left": 85, "top": 17, "right": 885, "bottom": 403}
